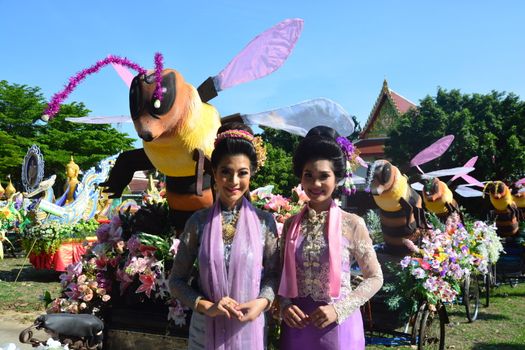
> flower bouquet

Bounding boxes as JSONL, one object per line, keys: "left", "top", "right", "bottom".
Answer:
{"left": 45, "top": 212, "right": 187, "bottom": 326}
{"left": 250, "top": 185, "right": 305, "bottom": 236}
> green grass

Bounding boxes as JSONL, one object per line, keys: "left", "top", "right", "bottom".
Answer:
{"left": 366, "top": 283, "right": 525, "bottom": 350}
{"left": 0, "top": 257, "right": 62, "bottom": 319}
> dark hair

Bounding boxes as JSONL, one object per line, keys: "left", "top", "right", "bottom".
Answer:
{"left": 292, "top": 125, "right": 346, "bottom": 181}
{"left": 211, "top": 122, "right": 258, "bottom": 173}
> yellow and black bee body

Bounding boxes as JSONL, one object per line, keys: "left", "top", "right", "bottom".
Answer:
{"left": 484, "top": 181, "right": 521, "bottom": 237}
{"left": 366, "top": 160, "right": 429, "bottom": 255}
{"left": 421, "top": 177, "right": 463, "bottom": 223}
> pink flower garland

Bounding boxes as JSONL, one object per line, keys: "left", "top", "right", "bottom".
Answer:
{"left": 43, "top": 53, "right": 165, "bottom": 121}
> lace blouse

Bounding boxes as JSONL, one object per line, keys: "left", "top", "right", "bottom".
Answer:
{"left": 280, "top": 207, "right": 383, "bottom": 324}
{"left": 169, "top": 205, "right": 280, "bottom": 310}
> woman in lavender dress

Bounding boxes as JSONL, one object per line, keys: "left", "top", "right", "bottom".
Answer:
{"left": 169, "top": 123, "right": 279, "bottom": 350}
{"left": 279, "top": 126, "right": 383, "bottom": 350}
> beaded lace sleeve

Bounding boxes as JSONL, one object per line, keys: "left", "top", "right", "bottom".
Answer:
{"left": 168, "top": 213, "right": 204, "bottom": 310}
{"left": 332, "top": 213, "right": 383, "bottom": 324}
{"left": 277, "top": 217, "right": 297, "bottom": 313}
{"left": 256, "top": 210, "right": 280, "bottom": 305}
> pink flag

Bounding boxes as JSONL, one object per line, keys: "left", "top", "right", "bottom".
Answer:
{"left": 214, "top": 18, "right": 303, "bottom": 91}
{"left": 410, "top": 135, "right": 455, "bottom": 167}
{"left": 111, "top": 63, "right": 135, "bottom": 88}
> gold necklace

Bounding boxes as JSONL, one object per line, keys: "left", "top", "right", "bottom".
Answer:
{"left": 222, "top": 210, "right": 240, "bottom": 244}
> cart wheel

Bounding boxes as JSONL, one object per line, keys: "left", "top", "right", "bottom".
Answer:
{"left": 483, "top": 273, "right": 490, "bottom": 307}
{"left": 462, "top": 274, "right": 480, "bottom": 322}
{"left": 483, "top": 264, "right": 497, "bottom": 307}
{"left": 410, "top": 302, "right": 427, "bottom": 345}
{"left": 418, "top": 304, "right": 445, "bottom": 350}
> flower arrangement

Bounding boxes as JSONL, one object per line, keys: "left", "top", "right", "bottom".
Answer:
{"left": 250, "top": 185, "right": 305, "bottom": 235}
{"left": 20, "top": 220, "right": 99, "bottom": 255}
{"left": 385, "top": 212, "right": 505, "bottom": 315}
{"left": 0, "top": 203, "right": 29, "bottom": 259}
{"left": 0, "top": 338, "right": 69, "bottom": 350}
{"left": 45, "top": 212, "right": 187, "bottom": 326}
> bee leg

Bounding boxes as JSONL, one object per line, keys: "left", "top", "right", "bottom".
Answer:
{"left": 446, "top": 202, "right": 464, "bottom": 223}
{"left": 193, "top": 149, "right": 205, "bottom": 196}
{"left": 509, "top": 205, "right": 521, "bottom": 222}
{"left": 399, "top": 197, "right": 415, "bottom": 229}
{"left": 418, "top": 207, "right": 432, "bottom": 229}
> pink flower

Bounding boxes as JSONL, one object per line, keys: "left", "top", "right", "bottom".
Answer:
{"left": 292, "top": 184, "right": 310, "bottom": 205}
{"left": 264, "top": 195, "right": 290, "bottom": 212}
{"left": 136, "top": 273, "right": 156, "bottom": 298}
{"left": 77, "top": 275, "right": 87, "bottom": 284}
{"left": 102, "top": 294, "right": 111, "bottom": 302}
{"left": 139, "top": 244, "right": 157, "bottom": 257}
{"left": 116, "top": 269, "right": 134, "bottom": 295}
{"left": 170, "top": 238, "right": 180, "bottom": 256}
{"left": 95, "top": 256, "right": 108, "bottom": 270}
{"left": 82, "top": 293, "right": 93, "bottom": 302}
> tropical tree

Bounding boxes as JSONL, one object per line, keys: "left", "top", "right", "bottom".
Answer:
{"left": 385, "top": 88, "right": 525, "bottom": 183}
{"left": 0, "top": 80, "right": 135, "bottom": 190}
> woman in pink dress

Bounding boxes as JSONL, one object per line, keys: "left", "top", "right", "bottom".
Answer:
{"left": 279, "top": 126, "right": 383, "bottom": 350}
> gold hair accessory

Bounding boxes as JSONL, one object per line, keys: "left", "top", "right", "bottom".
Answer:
{"left": 215, "top": 129, "right": 267, "bottom": 171}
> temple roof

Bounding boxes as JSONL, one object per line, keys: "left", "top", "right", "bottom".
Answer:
{"left": 360, "top": 79, "right": 416, "bottom": 139}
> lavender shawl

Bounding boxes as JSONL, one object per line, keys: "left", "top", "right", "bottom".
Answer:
{"left": 198, "top": 197, "right": 264, "bottom": 350}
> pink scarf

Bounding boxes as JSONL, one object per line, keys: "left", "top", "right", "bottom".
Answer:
{"left": 199, "top": 197, "right": 264, "bottom": 350}
{"left": 279, "top": 200, "right": 342, "bottom": 298}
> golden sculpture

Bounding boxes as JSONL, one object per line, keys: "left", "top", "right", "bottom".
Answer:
{"left": 64, "top": 156, "right": 80, "bottom": 205}
{"left": 5, "top": 176, "right": 16, "bottom": 200}
{"left": 0, "top": 181, "right": 4, "bottom": 199}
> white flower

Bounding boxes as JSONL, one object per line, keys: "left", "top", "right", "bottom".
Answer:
{"left": 0, "top": 343, "right": 20, "bottom": 350}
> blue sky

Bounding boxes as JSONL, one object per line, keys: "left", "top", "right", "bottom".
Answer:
{"left": 1, "top": 1, "right": 524, "bottom": 146}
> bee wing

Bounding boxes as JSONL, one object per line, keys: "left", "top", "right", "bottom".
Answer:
{"left": 211, "top": 18, "right": 303, "bottom": 92}
{"left": 411, "top": 182, "right": 424, "bottom": 192}
{"left": 455, "top": 184, "right": 484, "bottom": 198}
{"left": 422, "top": 167, "right": 474, "bottom": 178}
{"left": 240, "top": 98, "right": 354, "bottom": 137}
{"left": 515, "top": 177, "right": 525, "bottom": 186}
{"left": 65, "top": 116, "right": 132, "bottom": 124}
{"left": 111, "top": 63, "right": 135, "bottom": 88}
{"left": 450, "top": 156, "right": 478, "bottom": 182}
{"left": 410, "top": 135, "right": 455, "bottom": 167}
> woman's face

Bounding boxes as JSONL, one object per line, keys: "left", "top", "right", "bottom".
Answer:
{"left": 301, "top": 159, "right": 336, "bottom": 209}
{"left": 214, "top": 154, "right": 251, "bottom": 209}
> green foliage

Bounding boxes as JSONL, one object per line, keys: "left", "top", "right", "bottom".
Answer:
{"left": 385, "top": 88, "right": 525, "bottom": 182}
{"left": 0, "top": 80, "right": 135, "bottom": 190}
{"left": 251, "top": 142, "right": 297, "bottom": 195}
{"left": 363, "top": 209, "right": 383, "bottom": 244}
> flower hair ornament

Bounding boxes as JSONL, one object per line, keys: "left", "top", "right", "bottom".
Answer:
{"left": 215, "top": 129, "right": 267, "bottom": 170}
{"left": 364, "top": 160, "right": 377, "bottom": 193}
{"left": 41, "top": 53, "right": 165, "bottom": 121}
{"left": 336, "top": 136, "right": 359, "bottom": 195}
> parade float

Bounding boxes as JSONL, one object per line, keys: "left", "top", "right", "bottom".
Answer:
{"left": 2, "top": 145, "right": 122, "bottom": 271}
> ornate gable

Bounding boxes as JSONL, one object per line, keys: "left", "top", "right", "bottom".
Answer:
{"left": 360, "top": 80, "right": 416, "bottom": 139}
